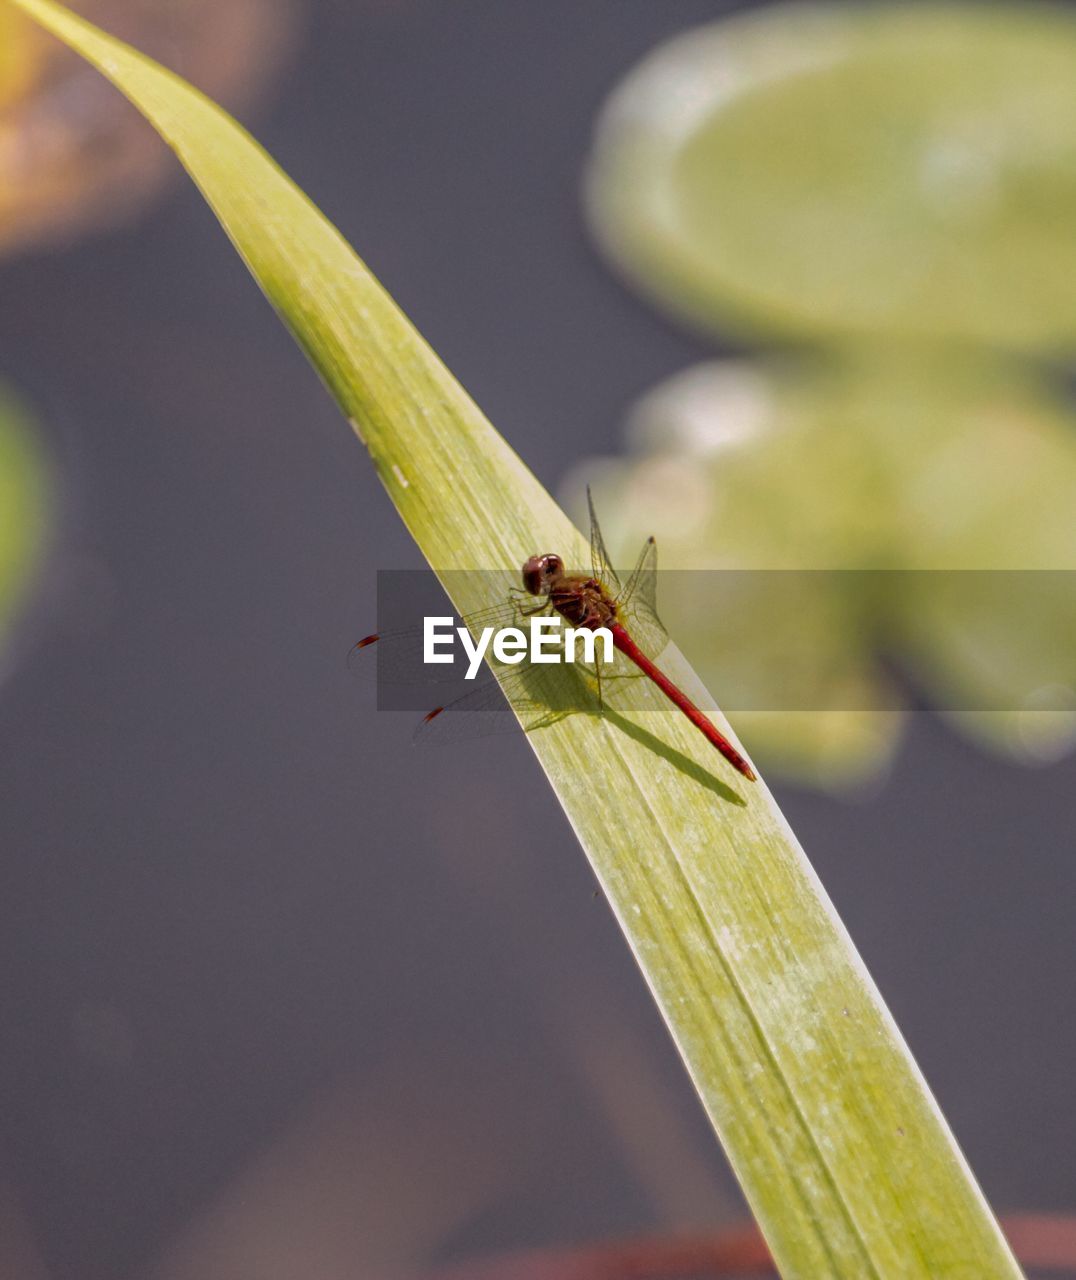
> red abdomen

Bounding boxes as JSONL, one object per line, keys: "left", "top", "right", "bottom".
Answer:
{"left": 609, "top": 624, "right": 756, "bottom": 782}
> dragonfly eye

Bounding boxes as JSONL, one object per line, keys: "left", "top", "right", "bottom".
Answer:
{"left": 521, "top": 553, "right": 562, "bottom": 595}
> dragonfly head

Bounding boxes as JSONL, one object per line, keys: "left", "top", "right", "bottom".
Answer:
{"left": 522, "top": 553, "right": 563, "bottom": 597}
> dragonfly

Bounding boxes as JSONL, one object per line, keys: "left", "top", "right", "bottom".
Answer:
{"left": 353, "top": 490, "right": 756, "bottom": 781}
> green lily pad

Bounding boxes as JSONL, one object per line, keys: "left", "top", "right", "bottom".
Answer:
{"left": 586, "top": 3, "right": 1076, "bottom": 351}
{"left": 564, "top": 356, "right": 1076, "bottom": 784}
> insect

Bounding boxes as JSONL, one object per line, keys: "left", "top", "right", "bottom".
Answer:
{"left": 355, "top": 489, "right": 755, "bottom": 781}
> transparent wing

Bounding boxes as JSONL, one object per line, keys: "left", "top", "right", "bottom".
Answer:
{"left": 587, "top": 485, "right": 621, "bottom": 590}
{"left": 414, "top": 660, "right": 594, "bottom": 746}
{"left": 614, "top": 535, "right": 668, "bottom": 658}
{"left": 348, "top": 628, "right": 420, "bottom": 683}
{"left": 584, "top": 487, "right": 667, "bottom": 659}
{"left": 616, "top": 534, "right": 658, "bottom": 613}
{"left": 347, "top": 597, "right": 527, "bottom": 685}
{"left": 411, "top": 672, "right": 518, "bottom": 744}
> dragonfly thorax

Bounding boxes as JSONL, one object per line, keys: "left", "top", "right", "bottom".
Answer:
{"left": 549, "top": 578, "right": 618, "bottom": 630}
{"left": 521, "top": 554, "right": 618, "bottom": 630}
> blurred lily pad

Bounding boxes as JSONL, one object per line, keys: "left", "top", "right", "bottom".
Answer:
{"left": 565, "top": 357, "right": 1076, "bottom": 787}
{"left": 0, "top": 384, "right": 50, "bottom": 667}
{"left": 0, "top": 0, "right": 294, "bottom": 257}
{"left": 586, "top": 3, "right": 1076, "bottom": 352}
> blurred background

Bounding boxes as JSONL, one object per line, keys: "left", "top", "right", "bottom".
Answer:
{"left": 0, "top": 1, "right": 1074, "bottom": 1276}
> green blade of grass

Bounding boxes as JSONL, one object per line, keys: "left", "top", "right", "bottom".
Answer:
{"left": 6, "top": 3, "right": 1024, "bottom": 1276}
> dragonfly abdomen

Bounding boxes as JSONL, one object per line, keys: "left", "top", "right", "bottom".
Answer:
{"left": 609, "top": 624, "right": 756, "bottom": 781}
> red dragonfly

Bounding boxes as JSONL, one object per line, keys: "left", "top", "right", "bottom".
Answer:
{"left": 354, "top": 490, "right": 755, "bottom": 781}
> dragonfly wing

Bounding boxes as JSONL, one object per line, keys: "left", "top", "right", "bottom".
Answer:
{"left": 616, "top": 535, "right": 668, "bottom": 657}
{"left": 349, "top": 627, "right": 483, "bottom": 686}
{"left": 349, "top": 598, "right": 524, "bottom": 685}
{"left": 587, "top": 485, "right": 622, "bottom": 590}
{"left": 414, "top": 660, "right": 589, "bottom": 746}
{"left": 412, "top": 673, "right": 518, "bottom": 745}
{"left": 348, "top": 628, "right": 436, "bottom": 684}
{"left": 618, "top": 534, "right": 658, "bottom": 612}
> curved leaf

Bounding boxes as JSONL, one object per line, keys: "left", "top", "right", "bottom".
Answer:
{"left": 5, "top": 3, "right": 1023, "bottom": 1276}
